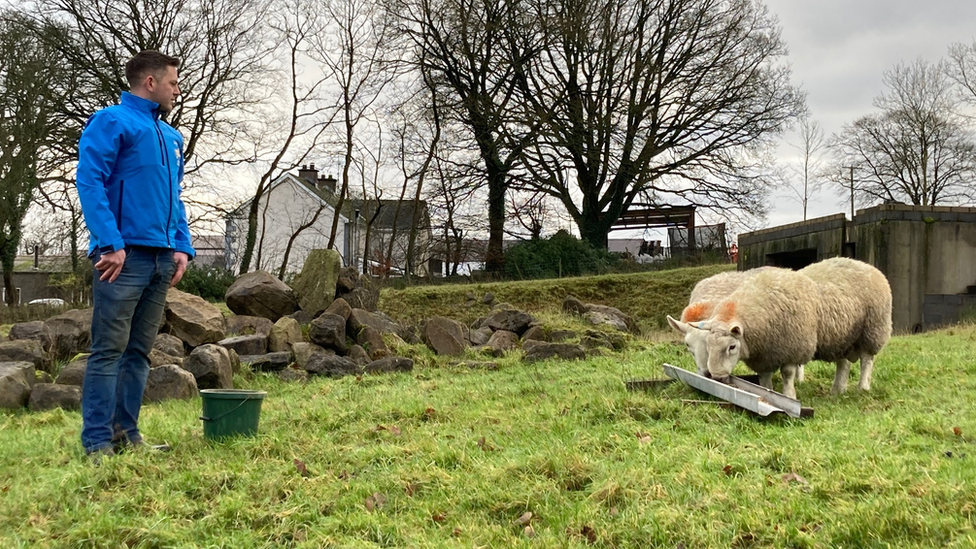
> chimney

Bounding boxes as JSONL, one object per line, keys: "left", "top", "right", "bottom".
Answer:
{"left": 318, "top": 173, "right": 337, "bottom": 194}
{"left": 298, "top": 163, "right": 319, "bottom": 186}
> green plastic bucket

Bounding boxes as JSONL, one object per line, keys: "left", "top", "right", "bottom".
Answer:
{"left": 200, "top": 389, "right": 267, "bottom": 440}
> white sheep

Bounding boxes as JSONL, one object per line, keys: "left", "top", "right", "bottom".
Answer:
{"left": 798, "top": 257, "right": 892, "bottom": 394}
{"left": 668, "top": 270, "right": 764, "bottom": 376}
{"left": 667, "top": 267, "right": 806, "bottom": 381}
{"left": 673, "top": 267, "right": 820, "bottom": 398}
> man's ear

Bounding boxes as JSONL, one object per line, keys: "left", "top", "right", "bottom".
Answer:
{"left": 667, "top": 315, "right": 687, "bottom": 334}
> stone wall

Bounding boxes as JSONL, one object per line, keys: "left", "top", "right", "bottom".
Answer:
{"left": 737, "top": 213, "right": 848, "bottom": 270}
{"left": 738, "top": 205, "right": 976, "bottom": 334}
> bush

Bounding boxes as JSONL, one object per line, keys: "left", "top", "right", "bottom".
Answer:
{"left": 176, "top": 264, "right": 236, "bottom": 301}
{"left": 503, "top": 230, "right": 618, "bottom": 280}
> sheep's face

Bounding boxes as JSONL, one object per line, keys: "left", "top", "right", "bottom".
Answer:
{"left": 667, "top": 315, "right": 710, "bottom": 376}
{"left": 705, "top": 323, "right": 745, "bottom": 382}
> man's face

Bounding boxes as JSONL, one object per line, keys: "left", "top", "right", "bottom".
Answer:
{"left": 147, "top": 65, "right": 180, "bottom": 113}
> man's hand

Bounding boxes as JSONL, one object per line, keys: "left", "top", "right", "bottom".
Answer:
{"left": 94, "top": 249, "right": 126, "bottom": 283}
{"left": 171, "top": 252, "right": 189, "bottom": 287}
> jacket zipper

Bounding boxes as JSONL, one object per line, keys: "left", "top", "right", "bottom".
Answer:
{"left": 153, "top": 115, "right": 174, "bottom": 248}
{"left": 117, "top": 179, "right": 125, "bottom": 230}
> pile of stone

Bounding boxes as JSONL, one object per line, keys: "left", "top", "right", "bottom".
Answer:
{"left": 0, "top": 249, "right": 643, "bottom": 413}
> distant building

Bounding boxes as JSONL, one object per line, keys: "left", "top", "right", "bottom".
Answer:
{"left": 738, "top": 204, "right": 976, "bottom": 333}
{"left": 224, "top": 165, "right": 435, "bottom": 277}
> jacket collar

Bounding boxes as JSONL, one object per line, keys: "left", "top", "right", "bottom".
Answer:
{"left": 121, "top": 91, "right": 161, "bottom": 118}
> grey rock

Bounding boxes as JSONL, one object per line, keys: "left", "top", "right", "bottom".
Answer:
{"left": 0, "top": 340, "right": 49, "bottom": 373}
{"left": 0, "top": 362, "right": 35, "bottom": 410}
{"left": 153, "top": 333, "right": 186, "bottom": 357}
{"left": 144, "top": 364, "right": 198, "bottom": 402}
{"left": 284, "top": 310, "right": 314, "bottom": 325}
{"left": 164, "top": 289, "right": 226, "bottom": 348}
{"left": 291, "top": 249, "right": 342, "bottom": 316}
{"left": 224, "top": 315, "right": 274, "bottom": 337}
{"left": 184, "top": 344, "right": 234, "bottom": 389}
{"left": 225, "top": 270, "right": 300, "bottom": 321}
{"left": 292, "top": 342, "right": 328, "bottom": 369}
{"left": 482, "top": 292, "right": 495, "bottom": 306}
{"left": 55, "top": 357, "right": 88, "bottom": 386}
{"left": 347, "top": 344, "right": 372, "bottom": 365}
{"left": 356, "top": 326, "right": 389, "bottom": 360}
{"left": 8, "top": 321, "right": 52, "bottom": 352}
{"left": 523, "top": 342, "right": 586, "bottom": 362}
{"left": 468, "top": 326, "right": 493, "bottom": 346}
{"left": 218, "top": 334, "right": 268, "bottom": 356}
{"left": 239, "top": 352, "right": 293, "bottom": 372}
{"left": 585, "top": 304, "right": 640, "bottom": 334}
{"left": 304, "top": 351, "right": 362, "bottom": 377}
{"left": 581, "top": 329, "right": 626, "bottom": 351}
{"left": 335, "top": 267, "right": 379, "bottom": 311}
{"left": 324, "top": 297, "right": 353, "bottom": 322}
{"left": 522, "top": 325, "right": 547, "bottom": 342}
{"left": 278, "top": 367, "right": 309, "bottom": 383}
{"left": 28, "top": 383, "right": 81, "bottom": 412}
{"left": 483, "top": 330, "right": 519, "bottom": 357}
{"left": 562, "top": 295, "right": 589, "bottom": 316}
{"left": 149, "top": 348, "right": 184, "bottom": 369}
{"left": 483, "top": 309, "right": 535, "bottom": 336}
{"left": 584, "top": 311, "right": 629, "bottom": 333}
{"left": 364, "top": 357, "right": 413, "bottom": 374}
{"left": 45, "top": 308, "right": 92, "bottom": 361}
{"left": 550, "top": 329, "right": 577, "bottom": 342}
{"left": 268, "top": 317, "right": 302, "bottom": 353}
{"left": 422, "top": 316, "right": 466, "bottom": 356}
{"left": 308, "top": 313, "right": 348, "bottom": 354}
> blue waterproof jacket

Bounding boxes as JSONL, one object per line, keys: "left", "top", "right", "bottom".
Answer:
{"left": 77, "top": 92, "right": 195, "bottom": 258}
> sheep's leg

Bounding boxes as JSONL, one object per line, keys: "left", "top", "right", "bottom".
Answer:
{"left": 796, "top": 364, "right": 805, "bottom": 383}
{"left": 831, "top": 359, "right": 852, "bottom": 395}
{"left": 858, "top": 354, "right": 875, "bottom": 391}
{"left": 758, "top": 372, "right": 774, "bottom": 390}
{"left": 780, "top": 365, "right": 797, "bottom": 399}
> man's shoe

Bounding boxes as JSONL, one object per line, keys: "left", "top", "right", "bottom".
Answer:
{"left": 129, "top": 438, "right": 172, "bottom": 453}
{"left": 86, "top": 446, "right": 115, "bottom": 466}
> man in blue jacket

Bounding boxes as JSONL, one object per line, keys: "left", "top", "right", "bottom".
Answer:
{"left": 76, "top": 50, "right": 195, "bottom": 458}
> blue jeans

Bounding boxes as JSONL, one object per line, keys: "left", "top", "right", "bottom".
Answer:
{"left": 81, "top": 247, "right": 176, "bottom": 454}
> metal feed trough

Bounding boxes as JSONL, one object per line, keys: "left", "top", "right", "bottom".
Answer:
{"left": 627, "top": 364, "right": 814, "bottom": 419}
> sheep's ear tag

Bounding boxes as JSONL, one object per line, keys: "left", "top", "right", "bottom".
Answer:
{"left": 697, "top": 322, "right": 705, "bottom": 329}
{"left": 730, "top": 325, "right": 742, "bottom": 337}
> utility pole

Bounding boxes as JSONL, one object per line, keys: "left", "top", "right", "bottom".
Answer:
{"left": 848, "top": 166, "right": 855, "bottom": 220}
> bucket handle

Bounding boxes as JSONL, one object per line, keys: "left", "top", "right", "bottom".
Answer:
{"left": 200, "top": 393, "right": 260, "bottom": 423}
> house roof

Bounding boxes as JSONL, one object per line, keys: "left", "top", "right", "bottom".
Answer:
{"left": 228, "top": 173, "right": 347, "bottom": 222}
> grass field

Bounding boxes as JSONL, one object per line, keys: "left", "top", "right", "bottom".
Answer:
{"left": 2, "top": 268, "right": 976, "bottom": 548}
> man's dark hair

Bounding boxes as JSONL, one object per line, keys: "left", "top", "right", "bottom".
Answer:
{"left": 125, "top": 50, "right": 180, "bottom": 88}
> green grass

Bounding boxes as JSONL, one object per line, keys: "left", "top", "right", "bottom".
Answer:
{"left": 3, "top": 266, "right": 976, "bottom": 547}
{"left": 3, "top": 319, "right": 976, "bottom": 547}
{"left": 380, "top": 263, "right": 735, "bottom": 330}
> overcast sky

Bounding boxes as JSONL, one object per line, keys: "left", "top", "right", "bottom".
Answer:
{"left": 760, "top": 0, "right": 976, "bottom": 228}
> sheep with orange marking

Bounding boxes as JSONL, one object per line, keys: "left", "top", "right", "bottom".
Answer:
{"left": 667, "top": 267, "right": 809, "bottom": 381}
{"left": 668, "top": 269, "right": 769, "bottom": 377}
{"left": 675, "top": 267, "right": 820, "bottom": 398}
{"left": 798, "top": 257, "right": 892, "bottom": 394}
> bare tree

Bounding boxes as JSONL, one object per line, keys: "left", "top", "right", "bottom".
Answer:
{"left": 948, "top": 41, "right": 976, "bottom": 116}
{"left": 0, "top": 13, "right": 71, "bottom": 304}
{"left": 514, "top": 0, "right": 803, "bottom": 249}
{"left": 784, "top": 117, "right": 827, "bottom": 220}
{"left": 239, "top": 0, "right": 335, "bottom": 274}
{"left": 24, "top": 0, "right": 275, "bottom": 173}
{"left": 312, "top": 0, "right": 403, "bottom": 253}
{"left": 831, "top": 59, "right": 976, "bottom": 206}
{"left": 387, "top": 0, "right": 541, "bottom": 274}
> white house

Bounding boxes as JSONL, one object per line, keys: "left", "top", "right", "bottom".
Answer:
{"left": 225, "top": 165, "right": 437, "bottom": 277}
{"left": 225, "top": 168, "right": 349, "bottom": 276}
